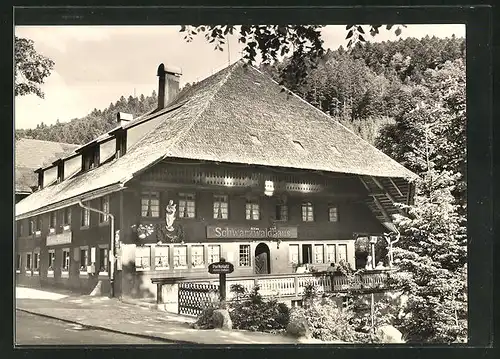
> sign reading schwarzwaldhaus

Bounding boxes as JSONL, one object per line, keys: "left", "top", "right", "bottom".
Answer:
{"left": 208, "top": 261, "right": 234, "bottom": 274}
{"left": 206, "top": 226, "right": 298, "bottom": 239}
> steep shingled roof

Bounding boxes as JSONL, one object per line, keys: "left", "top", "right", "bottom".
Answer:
{"left": 15, "top": 138, "right": 79, "bottom": 193}
{"left": 16, "top": 61, "right": 417, "bottom": 219}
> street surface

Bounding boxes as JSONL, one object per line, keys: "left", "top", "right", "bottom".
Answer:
{"left": 16, "top": 310, "right": 172, "bottom": 345}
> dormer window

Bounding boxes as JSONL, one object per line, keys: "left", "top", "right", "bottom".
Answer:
{"left": 82, "top": 145, "right": 99, "bottom": 171}
{"left": 115, "top": 129, "right": 127, "bottom": 159}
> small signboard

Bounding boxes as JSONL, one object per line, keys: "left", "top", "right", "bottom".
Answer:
{"left": 208, "top": 260, "right": 234, "bottom": 274}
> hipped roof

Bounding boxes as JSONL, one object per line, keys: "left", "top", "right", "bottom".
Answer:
{"left": 16, "top": 61, "right": 417, "bottom": 219}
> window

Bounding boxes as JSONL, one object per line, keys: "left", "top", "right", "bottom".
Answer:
{"left": 28, "top": 220, "right": 34, "bottom": 235}
{"left": 141, "top": 191, "right": 160, "bottom": 217}
{"left": 80, "top": 248, "right": 89, "bottom": 271}
{"left": 81, "top": 202, "right": 90, "bottom": 227}
{"left": 191, "top": 245, "right": 204, "bottom": 268}
{"left": 302, "top": 244, "right": 312, "bottom": 264}
{"left": 62, "top": 207, "right": 71, "bottom": 227}
{"left": 17, "top": 222, "right": 23, "bottom": 237}
{"left": 33, "top": 252, "right": 40, "bottom": 272}
{"left": 49, "top": 211, "right": 56, "bottom": 231}
{"left": 99, "top": 247, "right": 109, "bottom": 272}
{"left": 35, "top": 216, "right": 42, "bottom": 235}
{"left": 329, "top": 206, "right": 339, "bottom": 222}
{"left": 16, "top": 254, "right": 20, "bottom": 271}
{"left": 314, "top": 245, "right": 324, "bottom": 264}
{"left": 48, "top": 251, "right": 55, "bottom": 270}
{"left": 213, "top": 195, "right": 228, "bottom": 219}
{"left": 239, "top": 245, "right": 251, "bottom": 267}
{"left": 289, "top": 244, "right": 299, "bottom": 264}
{"left": 276, "top": 204, "right": 288, "bottom": 221}
{"left": 135, "top": 246, "right": 151, "bottom": 271}
{"left": 245, "top": 202, "right": 260, "bottom": 220}
{"left": 179, "top": 193, "right": 196, "bottom": 218}
{"left": 154, "top": 246, "right": 169, "bottom": 269}
{"left": 326, "top": 244, "right": 336, "bottom": 263}
{"left": 62, "top": 249, "right": 70, "bottom": 271}
{"left": 208, "top": 245, "right": 220, "bottom": 264}
{"left": 338, "top": 244, "right": 347, "bottom": 263}
{"left": 173, "top": 246, "right": 187, "bottom": 268}
{"left": 100, "top": 196, "right": 110, "bottom": 223}
{"left": 302, "top": 202, "right": 314, "bottom": 222}
{"left": 26, "top": 253, "right": 32, "bottom": 271}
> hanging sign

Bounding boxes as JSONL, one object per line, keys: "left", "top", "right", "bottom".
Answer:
{"left": 208, "top": 260, "right": 234, "bottom": 274}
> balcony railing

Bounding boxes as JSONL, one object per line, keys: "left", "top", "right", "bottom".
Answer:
{"left": 177, "top": 269, "right": 396, "bottom": 300}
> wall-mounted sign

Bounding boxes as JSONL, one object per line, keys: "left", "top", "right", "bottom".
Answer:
{"left": 206, "top": 226, "right": 298, "bottom": 239}
{"left": 208, "top": 261, "right": 234, "bottom": 274}
{"left": 46, "top": 231, "right": 72, "bottom": 246}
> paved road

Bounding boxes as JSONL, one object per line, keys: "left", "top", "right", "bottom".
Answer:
{"left": 15, "top": 310, "right": 172, "bottom": 345}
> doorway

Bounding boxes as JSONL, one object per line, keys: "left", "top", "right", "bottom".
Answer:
{"left": 254, "top": 243, "right": 271, "bottom": 275}
{"left": 302, "top": 244, "right": 312, "bottom": 264}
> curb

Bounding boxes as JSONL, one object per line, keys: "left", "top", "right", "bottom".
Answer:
{"left": 16, "top": 308, "right": 199, "bottom": 345}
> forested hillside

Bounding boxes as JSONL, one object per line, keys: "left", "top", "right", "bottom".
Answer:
{"left": 16, "top": 35, "right": 465, "bottom": 147}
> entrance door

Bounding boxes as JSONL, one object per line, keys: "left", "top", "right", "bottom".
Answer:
{"left": 254, "top": 243, "right": 270, "bottom": 275}
{"left": 302, "top": 244, "right": 312, "bottom": 264}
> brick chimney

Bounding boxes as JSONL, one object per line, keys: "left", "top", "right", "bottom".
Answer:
{"left": 157, "top": 63, "right": 182, "bottom": 109}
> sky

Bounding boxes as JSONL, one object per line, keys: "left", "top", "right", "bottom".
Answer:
{"left": 14, "top": 24, "right": 465, "bottom": 130}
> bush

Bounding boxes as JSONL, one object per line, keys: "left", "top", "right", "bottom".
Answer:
{"left": 292, "top": 297, "right": 364, "bottom": 342}
{"left": 228, "top": 285, "right": 290, "bottom": 334}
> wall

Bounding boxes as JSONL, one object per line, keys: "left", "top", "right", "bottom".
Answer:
{"left": 15, "top": 193, "right": 120, "bottom": 295}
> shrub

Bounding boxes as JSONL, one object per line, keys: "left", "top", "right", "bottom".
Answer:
{"left": 228, "top": 285, "right": 290, "bottom": 334}
{"left": 292, "top": 297, "right": 364, "bottom": 342}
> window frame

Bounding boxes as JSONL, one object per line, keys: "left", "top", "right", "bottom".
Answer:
{"left": 314, "top": 244, "right": 324, "bottom": 264}
{"left": 28, "top": 219, "right": 34, "bottom": 236}
{"left": 245, "top": 202, "right": 260, "bottom": 221}
{"left": 191, "top": 245, "right": 205, "bottom": 268}
{"left": 61, "top": 248, "right": 70, "bottom": 276}
{"left": 173, "top": 245, "right": 188, "bottom": 269}
{"left": 326, "top": 244, "right": 336, "bottom": 264}
{"left": 328, "top": 205, "right": 339, "bottom": 222}
{"left": 135, "top": 245, "right": 151, "bottom": 271}
{"left": 208, "top": 245, "right": 221, "bottom": 264}
{"left": 213, "top": 195, "right": 229, "bottom": 220}
{"left": 301, "top": 202, "right": 314, "bottom": 222}
{"left": 275, "top": 203, "right": 288, "bottom": 221}
{"left": 98, "top": 246, "right": 109, "bottom": 275}
{"left": 33, "top": 250, "right": 40, "bottom": 275}
{"left": 35, "top": 216, "right": 42, "bottom": 237}
{"left": 81, "top": 202, "right": 90, "bottom": 228}
{"left": 141, "top": 191, "right": 160, "bottom": 218}
{"left": 79, "top": 247, "right": 89, "bottom": 273}
{"left": 289, "top": 244, "right": 300, "bottom": 265}
{"left": 99, "top": 196, "right": 110, "bottom": 223}
{"left": 178, "top": 193, "right": 196, "bottom": 219}
{"left": 337, "top": 244, "right": 348, "bottom": 263}
{"left": 62, "top": 207, "right": 72, "bottom": 230}
{"left": 238, "top": 244, "right": 251, "bottom": 267}
{"left": 49, "top": 211, "right": 56, "bottom": 233}
{"left": 25, "top": 252, "right": 32, "bottom": 272}
{"left": 154, "top": 245, "right": 169, "bottom": 270}
{"left": 48, "top": 250, "right": 56, "bottom": 277}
